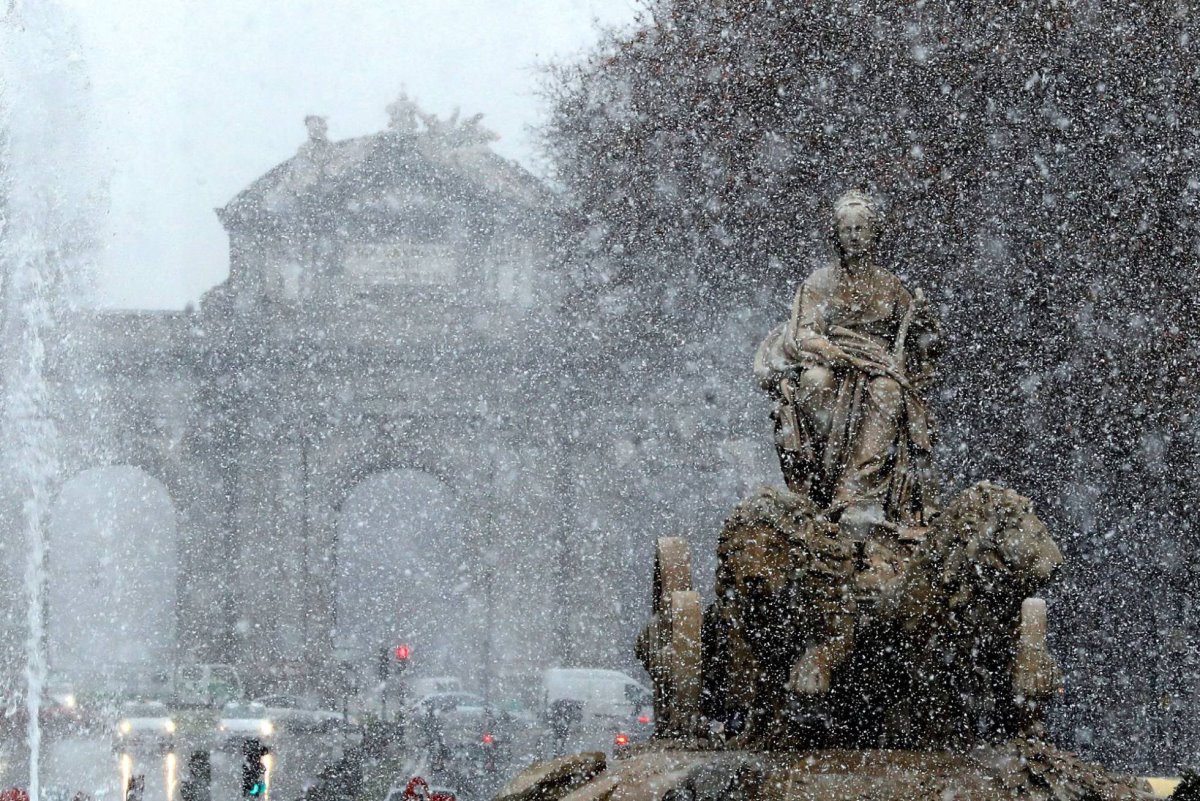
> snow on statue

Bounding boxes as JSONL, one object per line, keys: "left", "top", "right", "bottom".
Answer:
{"left": 500, "top": 190, "right": 1158, "bottom": 801}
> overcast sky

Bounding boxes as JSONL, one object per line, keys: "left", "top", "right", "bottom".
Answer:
{"left": 59, "top": 1, "right": 641, "bottom": 309}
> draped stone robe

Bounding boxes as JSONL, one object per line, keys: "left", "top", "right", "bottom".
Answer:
{"left": 754, "top": 265, "right": 938, "bottom": 526}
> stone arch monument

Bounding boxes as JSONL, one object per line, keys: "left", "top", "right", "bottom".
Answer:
{"left": 43, "top": 97, "right": 566, "bottom": 694}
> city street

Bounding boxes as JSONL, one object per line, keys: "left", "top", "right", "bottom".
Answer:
{"left": 6, "top": 729, "right": 369, "bottom": 801}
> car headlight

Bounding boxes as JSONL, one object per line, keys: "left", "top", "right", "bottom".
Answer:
{"left": 164, "top": 720, "right": 176, "bottom": 734}
{"left": 63, "top": 694, "right": 77, "bottom": 709}
{"left": 260, "top": 721, "right": 274, "bottom": 736}
{"left": 119, "top": 720, "right": 132, "bottom": 735}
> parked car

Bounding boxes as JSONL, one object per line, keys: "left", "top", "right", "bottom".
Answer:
{"left": 42, "top": 682, "right": 82, "bottom": 730}
{"left": 409, "top": 692, "right": 482, "bottom": 753}
{"left": 406, "top": 692, "right": 485, "bottom": 722}
{"left": 253, "top": 694, "right": 349, "bottom": 734}
{"left": 1, "top": 680, "right": 95, "bottom": 738}
{"left": 112, "top": 701, "right": 175, "bottom": 753}
{"left": 406, "top": 677, "right": 464, "bottom": 700}
{"left": 216, "top": 701, "right": 273, "bottom": 748}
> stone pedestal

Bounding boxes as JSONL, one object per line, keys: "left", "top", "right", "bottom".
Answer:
{"left": 498, "top": 743, "right": 1158, "bottom": 801}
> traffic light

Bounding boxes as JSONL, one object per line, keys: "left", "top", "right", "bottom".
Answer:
{"left": 379, "top": 643, "right": 412, "bottom": 681}
{"left": 125, "top": 775, "right": 144, "bottom": 801}
{"left": 378, "top": 646, "right": 391, "bottom": 681}
{"left": 180, "top": 751, "right": 211, "bottom": 801}
{"left": 241, "top": 738, "right": 269, "bottom": 797}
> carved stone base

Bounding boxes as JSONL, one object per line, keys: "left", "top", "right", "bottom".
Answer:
{"left": 496, "top": 740, "right": 1157, "bottom": 801}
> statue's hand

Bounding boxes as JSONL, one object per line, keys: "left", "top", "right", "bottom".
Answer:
{"left": 797, "top": 335, "right": 853, "bottom": 369}
{"left": 881, "top": 357, "right": 912, "bottom": 388}
{"left": 844, "top": 355, "right": 911, "bottom": 390}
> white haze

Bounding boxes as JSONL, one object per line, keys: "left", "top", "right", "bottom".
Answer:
{"left": 61, "top": 0, "right": 641, "bottom": 310}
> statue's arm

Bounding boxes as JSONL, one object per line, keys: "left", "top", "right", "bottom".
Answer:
{"left": 786, "top": 281, "right": 844, "bottom": 365}
{"left": 754, "top": 283, "right": 837, "bottom": 393}
{"left": 787, "top": 281, "right": 835, "bottom": 357}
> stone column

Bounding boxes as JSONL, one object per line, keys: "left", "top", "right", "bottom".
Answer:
{"left": 174, "top": 467, "right": 232, "bottom": 665}
{"left": 302, "top": 498, "right": 338, "bottom": 694}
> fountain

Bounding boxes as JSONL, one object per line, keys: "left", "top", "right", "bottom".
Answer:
{"left": 0, "top": 2, "right": 96, "bottom": 797}
{"left": 497, "top": 191, "right": 1161, "bottom": 800}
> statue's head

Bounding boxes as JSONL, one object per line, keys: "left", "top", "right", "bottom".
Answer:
{"left": 832, "top": 189, "right": 882, "bottom": 263}
{"left": 929, "top": 482, "right": 1063, "bottom": 599}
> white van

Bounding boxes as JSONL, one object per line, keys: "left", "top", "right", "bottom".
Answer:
{"left": 407, "top": 676, "right": 465, "bottom": 700}
{"left": 541, "top": 668, "right": 652, "bottom": 721}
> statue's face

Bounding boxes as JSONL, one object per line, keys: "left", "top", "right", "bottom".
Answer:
{"left": 835, "top": 205, "right": 878, "bottom": 262}
{"left": 996, "top": 502, "right": 1063, "bottom": 588}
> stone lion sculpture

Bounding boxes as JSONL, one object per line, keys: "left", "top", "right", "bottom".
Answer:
{"left": 691, "top": 481, "right": 1062, "bottom": 749}
{"left": 514, "top": 484, "right": 1147, "bottom": 801}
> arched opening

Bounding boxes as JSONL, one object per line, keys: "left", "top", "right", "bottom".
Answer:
{"left": 334, "top": 469, "right": 467, "bottom": 675}
{"left": 47, "top": 466, "right": 178, "bottom": 693}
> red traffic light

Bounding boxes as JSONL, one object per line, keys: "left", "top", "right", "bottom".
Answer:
{"left": 394, "top": 644, "right": 411, "bottom": 661}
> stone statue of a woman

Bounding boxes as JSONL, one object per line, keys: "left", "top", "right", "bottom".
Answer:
{"left": 754, "top": 190, "right": 939, "bottom": 533}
